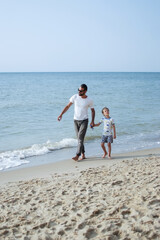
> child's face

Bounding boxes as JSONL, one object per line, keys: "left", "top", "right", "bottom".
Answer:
{"left": 103, "top": 109, "right": 109, "bottom": 117}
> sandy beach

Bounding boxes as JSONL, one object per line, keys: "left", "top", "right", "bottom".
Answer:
{"left": 0, "top": 148, "right": 160, "bottom": 240}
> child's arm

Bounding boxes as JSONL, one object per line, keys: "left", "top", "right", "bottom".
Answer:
{"left": 113, "top": 124, "right": 116, "bottom": 139}
{"left": 93, "top": 122, "right": 101, "bottom": 127}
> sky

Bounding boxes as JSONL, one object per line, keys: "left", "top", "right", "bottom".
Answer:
{"left": 0, "top": 0, "right": 160, "bottom": 72}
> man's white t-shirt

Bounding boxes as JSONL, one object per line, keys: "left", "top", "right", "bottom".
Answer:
{"left": 69, "top": 94, "right": 94, "bottom": 120}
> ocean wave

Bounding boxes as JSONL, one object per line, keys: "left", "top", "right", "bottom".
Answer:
{"left": 85, "top": 135, "right": 101, "bottom": 141}
{"left": 0, "top": 138, "right": 77, "bottom": 171}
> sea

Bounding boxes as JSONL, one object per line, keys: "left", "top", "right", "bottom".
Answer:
{"left": 0, "top": 72, "right": 160, "bottom": 171}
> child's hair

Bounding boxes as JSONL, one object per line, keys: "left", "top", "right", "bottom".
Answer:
{"left": 102, "top": 107, "right": 109, "bottom": 113}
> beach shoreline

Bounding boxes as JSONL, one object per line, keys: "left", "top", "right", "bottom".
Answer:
{"left": 0, "top": 147, "right": 160, "bottom": 186}
{"left": 0, "top": 147, "right": 160, "bottom": 239}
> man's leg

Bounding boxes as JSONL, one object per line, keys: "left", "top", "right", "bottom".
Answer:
{"left": 73, "top": 119, "right": 88, "bottom": 160}
{"left": 73, "top": 120, "right": 80, "bottom": 160}
{"left": 77, "top": 119, "right": 88, "bottom": 159}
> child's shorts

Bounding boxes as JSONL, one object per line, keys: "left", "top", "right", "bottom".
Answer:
{"left": 101, "top": 135, "right": 113, "bottom": 143}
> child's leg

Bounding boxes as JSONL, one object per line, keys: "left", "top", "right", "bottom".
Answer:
{"left": 101, "top": 142, "right": 107, "bottom": 158}
{"left": 107, "top": 142, "right": 111, "bottom": 158}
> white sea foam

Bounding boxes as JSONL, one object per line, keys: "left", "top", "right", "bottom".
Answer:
{"left": 0, "top": 138, "right": 77, "bottom": 171}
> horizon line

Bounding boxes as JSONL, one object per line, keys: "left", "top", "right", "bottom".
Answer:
{"left": 0, "top": 71, "right": 160, "bottom": 74}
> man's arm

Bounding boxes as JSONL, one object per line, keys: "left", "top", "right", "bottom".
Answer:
{"left": 57, "top": 102, "right": 73, "bottom": 121}
{"left": 90, "top": 108, "right": 95, "bottom": 126}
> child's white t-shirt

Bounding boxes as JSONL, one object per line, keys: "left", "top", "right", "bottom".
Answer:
{"left": 100, "top": 117, "right": 115, "bottom": 136}
{"left": 69, "top": 94, "right": 94, "bottom": 120}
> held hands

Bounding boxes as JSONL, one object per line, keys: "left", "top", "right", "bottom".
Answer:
{"left": 90, "top": 122, "right": 94, "bottom": 129}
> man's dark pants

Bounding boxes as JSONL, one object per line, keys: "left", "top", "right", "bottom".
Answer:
{"left": 74, "top": 119, "right": 88, "bottom": 156}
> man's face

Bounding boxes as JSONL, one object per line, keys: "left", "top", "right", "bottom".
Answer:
{"left": 78, "top": 87, "right": 86, "bottom": 96}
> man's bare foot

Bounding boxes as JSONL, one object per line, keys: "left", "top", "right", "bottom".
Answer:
{"left": 79, "top": 154, "right": 86, "bottom": 161}
{"left": 72, "top": 155, "right": 79, "bottom": 161}
{"left": 102, "top": 152, "right": 107, "bottom": 158}
{"left": 108, "top": 155, "right": 112, "bottom": 159}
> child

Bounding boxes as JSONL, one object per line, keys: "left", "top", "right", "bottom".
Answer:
{"left": 93, "top": 107, "right": 116, "bottom": 159}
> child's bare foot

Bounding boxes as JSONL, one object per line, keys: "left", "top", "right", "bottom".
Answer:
{"left": 102, "top": 152, "right": 107, "bottom": 158}
{"left": 72, "top": 155, "right": 79, "bottom": 161}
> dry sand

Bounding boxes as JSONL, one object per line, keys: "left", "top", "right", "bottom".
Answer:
{"left": 0, "top": 148, "right": 160, "bottom": 240}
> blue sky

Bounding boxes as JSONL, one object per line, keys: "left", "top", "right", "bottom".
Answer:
{"left": 0, "top": 0, "right": 160, "bottom": 72}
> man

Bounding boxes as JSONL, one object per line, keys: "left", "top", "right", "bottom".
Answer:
{"left": 57, "top": 84, "right": 95, "bottom": 161}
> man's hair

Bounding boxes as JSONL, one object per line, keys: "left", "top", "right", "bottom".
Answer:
{"left": 81, "top": 84, "right": 88, "bottom": 91}
{"left": 102, "top": 107, "right": 109, "bottom": 113}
